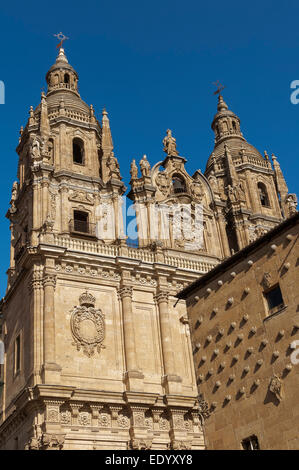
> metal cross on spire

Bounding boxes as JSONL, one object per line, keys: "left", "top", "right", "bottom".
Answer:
{"left": 213, "top": 80, "right": 225, "bottom": 95}
{"left": 54, "top": 32, "right": 69, "bottom": 49}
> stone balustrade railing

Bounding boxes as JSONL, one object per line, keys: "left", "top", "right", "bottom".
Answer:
{"left": 215, "top": 155, "right": 271, "bottom": 171}
{"left": 52, "top": 234, "right": 218, "bottom": 273}
{"left": 53, "top": 234, "right": 118, "bottom": 256}
{"left": 48, "top": 109, "right": 91, "bottom": 123}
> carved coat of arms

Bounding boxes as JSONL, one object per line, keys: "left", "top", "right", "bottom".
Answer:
{"left": 269, "top": 375, "right": 283, "bottom": 402}
{"left": 156, "top": 172, "right": 171, "bottom": 196}
{"left": 70, "top": 291, "right": 105, "bottom": 357}
{"left": 190, "top": 182, "right": 203, "bottom": 201}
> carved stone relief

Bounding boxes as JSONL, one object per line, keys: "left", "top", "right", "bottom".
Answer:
{"left": 70, "top": 291, "right": 105, "bottom": 357}
{"left": 68, "top": 190, "right": 94, "bottom": 205}
{"left": 269, "top": 375, "right": 283, "bottom": 402}
{"left": 156, "top": 171, "right": 171, "bottom": 197}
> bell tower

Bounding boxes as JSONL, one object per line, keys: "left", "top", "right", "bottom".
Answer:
{"left": 0, "top": 47, "right": 205, "bottom": 450}
{"left": 205, "top": 94, "right": 296, "bottom": 252}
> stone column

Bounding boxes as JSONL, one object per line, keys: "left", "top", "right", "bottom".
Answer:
{"left": 119, "top": 286, "right": 144, "bottom": 391}
{"left": 28, "top": 268, "right": 43, "bottom": 384}
{"left": 42, "top": 273, "right": 61, "bottom": 382}
{"left": 41, "top": 180, "right": 49, "bottom": 223}
{"left": 59, "top": 185, "right": 69, "bottom": 233}
{"left": 32, "top": 180, "right": 40, "bottom": 245}
{"left": 155, "top": 291, "right": 182, "bottom": 394}
{"left": 9, "top": 223, "right": 15, "bottom": 270}
{"left": 134, "top": 201, "right": 148, "bottom": 247}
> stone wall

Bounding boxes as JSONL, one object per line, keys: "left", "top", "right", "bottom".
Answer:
{"left": 185, "top": 216, "right": 299, "bottom": 449}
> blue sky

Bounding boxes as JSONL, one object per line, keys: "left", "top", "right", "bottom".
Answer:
{"left": 0, "top": 0, "right": 298, "bottom": 296}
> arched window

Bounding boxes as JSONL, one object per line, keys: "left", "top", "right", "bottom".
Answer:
{"left": 172, "top": 174, "right": 187, "bottom": 194}
{"left": 64, "top": 73, "right": 70, "bottom": 85}
{"left": 232, "top": 120, "right": 237, "bottom": 131}
{"left": 258, "top": 182, "right": 270, "bottom": 207}
{"left": 73, "top": 138, "right": 84, "bottom": 165}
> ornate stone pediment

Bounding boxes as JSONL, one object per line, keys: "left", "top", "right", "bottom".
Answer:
{"left": 262, "top": 272, "right": 272, "bottom": 289}
{"left": 68, "top": 190, "right": 94, "bottom": 205}
{"left": 70, "top": 291, "right": 105, "bottom": 357}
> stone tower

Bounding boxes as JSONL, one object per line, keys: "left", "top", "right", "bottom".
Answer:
{"left": 204, "top": 94, "right": 296, "bottom": 253}
{"left": 0, "top": 48, "right": 215, "bottom": 450}
{"left": 0, "top": 48, "right": 296, "bottom": 450}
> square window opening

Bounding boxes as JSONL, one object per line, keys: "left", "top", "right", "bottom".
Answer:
{"left": 264, "top": 284, "right": 284, "bottom": 314}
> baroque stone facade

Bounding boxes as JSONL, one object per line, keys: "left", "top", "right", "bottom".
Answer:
{"left": 0, "top": 47, "right": 296, "bottom": 450}
{"left": 178, "top": 213, "right": 299, "bottom": 449}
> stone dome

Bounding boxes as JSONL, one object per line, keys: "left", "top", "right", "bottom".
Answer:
{"left": 205, "top": 95, "right": 264, "bottom": 172}
{"left": 36, "top": 48, "right": 90, "bottom": 116}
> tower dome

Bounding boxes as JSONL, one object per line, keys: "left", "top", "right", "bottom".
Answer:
{"left": 205, "top": 94, "right": 264, "bottom": 172}
{"left": 42, "top": 47, "right": 90, "bottom": 115}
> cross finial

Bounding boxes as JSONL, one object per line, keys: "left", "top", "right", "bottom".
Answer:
{"left": 54, "top": 32, "right": 69, "bottom": 49}
{"left": 213, "top": 80, "right": 225, "bottom": 96}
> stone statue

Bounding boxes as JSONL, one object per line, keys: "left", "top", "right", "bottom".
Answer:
{"left": 163, "top": 129, "right": 179, "bottom": 156}
{"left": 227, "top": 184, "right": 237, "bottom": 202}
{"left": 11, "top": 181, "right": 18, "bottom": 202}
{"left": 236, "top": 181, "right": 246, "bottom": 201}
{"left": 107, "top": 152, "right": 120, "bottom": 178}
{"left": 285, "top": 194, "right": 297, "bottom": 217}
{"left": 31, "top": 136, "right": 41, "bottom": 160}
{"left": 227, "top": 182, "right": 245, "bottom": 203}
{"left": 209, "top": 171, "right": 219, "bottom": 194}
{"left": 9, "top": 181, "right": 18, "bottom": 214}
{"left": 40, "top": 137, "right": 48, "bottom": 158}
{"left": 211, "top": 153, "right": 216, "bottom": 166}
{"left": 130, "top": 159, "right": 138, "bottom": 180}
{"left": 140, "top": 155, "right": 151, "bottom": 177}
{"left": 48, "top": 140, "right": 54, "bottom": 163}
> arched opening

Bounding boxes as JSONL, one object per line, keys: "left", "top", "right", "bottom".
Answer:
{"left": 232, "top": 120, "right": 237, "bottom": 132}
{"left": 258, "top": 182, "right": 270, "bottom": 207}
{"left": 172, "top": 174, "right": 187, "bottom": 194}
{"left": 64, "top": 73, "right": 70, "bottom": 85}
{"left": 73, "top": 138, "right": 84, "bottom": 165}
